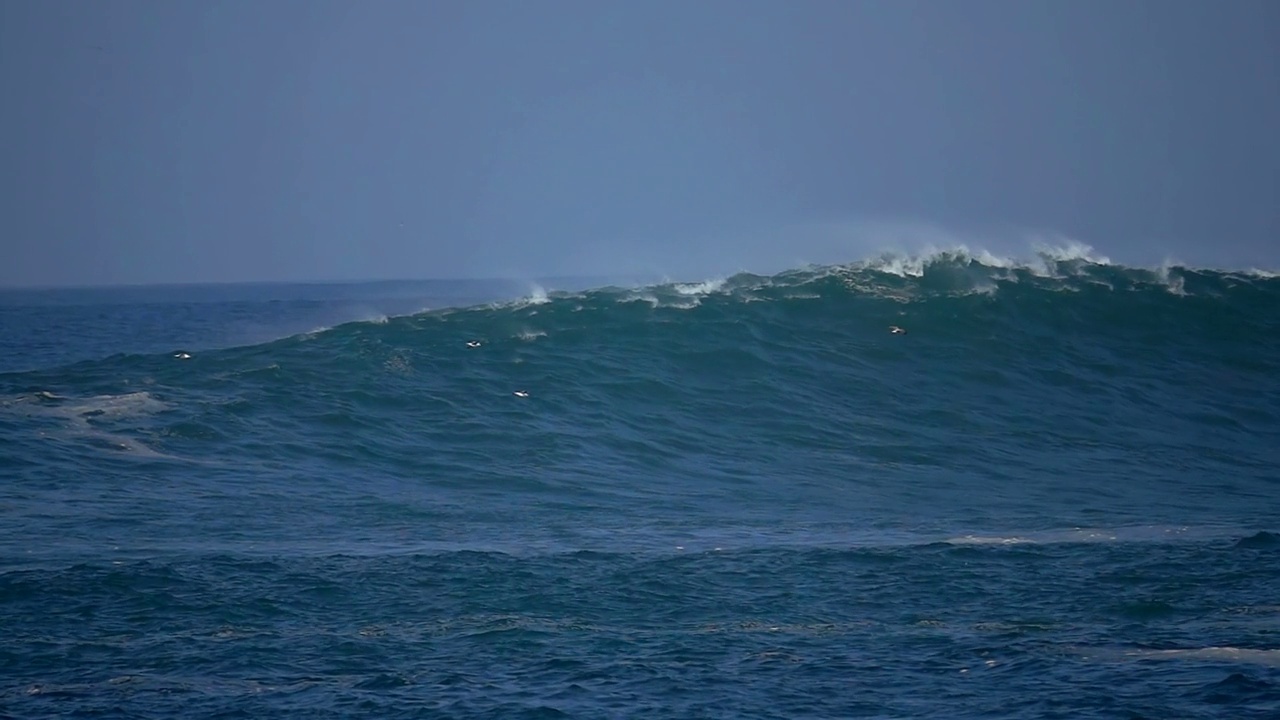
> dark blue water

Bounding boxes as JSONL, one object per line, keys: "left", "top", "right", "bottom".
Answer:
{"left": 2, "top": 251, "right": 1278, "bottom": 719}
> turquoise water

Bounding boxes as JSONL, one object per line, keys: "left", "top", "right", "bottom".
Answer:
{"left": 2, "top": 251, "right": 1278, "bottom": 718}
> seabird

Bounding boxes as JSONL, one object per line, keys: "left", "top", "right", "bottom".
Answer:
{"left": 888, "top": 326, "right": 906, "bottom": 335}
{"left": 513, "top": 390, "right": 530, "bottom": 398}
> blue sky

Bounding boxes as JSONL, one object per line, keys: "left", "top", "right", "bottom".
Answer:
{"left": 1, "top": 0, "right": 1276, "bottom": 286}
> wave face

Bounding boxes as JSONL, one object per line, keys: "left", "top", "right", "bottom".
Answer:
{"left": 3, "top": 251, "right": 1279, "bottom": 718}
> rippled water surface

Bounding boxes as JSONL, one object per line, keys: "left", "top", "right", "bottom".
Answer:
{"left": 3, "top": 253, "right": 1278, "bottom": 718}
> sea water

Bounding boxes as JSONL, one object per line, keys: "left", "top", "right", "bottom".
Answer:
{"left": 1, "top": 250, "right": 1277, "bottom": 718}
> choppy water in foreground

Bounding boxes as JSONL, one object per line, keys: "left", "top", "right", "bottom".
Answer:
{"left": 2, "top": 251, "right": 1278, "bottom": 718}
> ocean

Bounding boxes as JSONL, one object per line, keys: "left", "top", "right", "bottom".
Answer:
{"left": 2, "top": 248, "right": 1278, "bottom": 719}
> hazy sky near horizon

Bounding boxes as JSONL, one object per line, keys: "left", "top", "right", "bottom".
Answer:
{"left": 1, "top": 0, "right": 1277, "bottom": 286}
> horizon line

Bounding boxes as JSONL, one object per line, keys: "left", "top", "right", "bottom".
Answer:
{"left": 0, "top": 272, "right": 667, "bottom": 293}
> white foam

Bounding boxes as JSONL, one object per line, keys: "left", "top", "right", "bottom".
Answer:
{"left": 485, "top": 284, "right": 557, "bottom": 312}
{"left": 1154, "top": 263, "right": 1189, "bottom": 296}
{"left": 66, "top": 391, "right": 170, "bottom": 419}
{"left": 665, "top": 297, "right": 702, "bottom": 310}
{"left": 1032, "top": 239, "right": 1111, "bottom": 266}
{"left": 1126, "top": 647, "right": 1280, "bottom": 666}
{"left": 526, "top": 284, "right": 550, "bottom": 305}
{"left": 4, "top": 391, "right": 173, "bottom": 458}
{"left": 865, "top": 250, "right": 933, "bottom": 277}
{"left": 947, "top": 535, "right": 1032, "bottom": 546}
{"left": 621, "top": 292, "right": 660, "bottom": 308}
{"left": 945, "top": 525, "right": 1222, "bottom": 546}
{"left": 853, "top": 242, "right": 1111, "bottom": 282}
{"left": 673, "top": 278, "right": 727, "bottom": 296}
